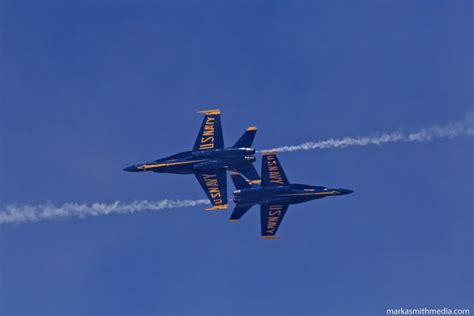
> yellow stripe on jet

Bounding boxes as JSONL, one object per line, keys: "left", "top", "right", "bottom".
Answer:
{"left": 138, "top": 159, "right": 206, "bottom": 170}
{"left": 280, "top": 191, "right": 339, "bottom": 197}
{"left": 206, "top": 204, "right": 228, "bottom": 211}
{"left": 197, "top": 109, "right": 221, "bottom": 115}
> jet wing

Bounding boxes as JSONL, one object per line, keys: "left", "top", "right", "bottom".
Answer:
{"left": 195, "top": 169, "right": 228, "bottom": 210}
{"left": 231, "top": 163, "right": 261, "bottom": 184}
{"left": 261, "top": 152, "right": 289, "bottom": 187}
{"left": 193, "top": 109, "right": 224, "bottom": 151}
{"left": 260, "top": 204, "right": 289, "bottom": 239}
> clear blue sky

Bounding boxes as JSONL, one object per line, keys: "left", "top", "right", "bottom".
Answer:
{"left": 1, "top": 1, "right": 472, "bottom": 315}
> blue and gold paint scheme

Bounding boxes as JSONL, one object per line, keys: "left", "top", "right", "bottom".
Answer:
{"left": 195, "top": 171, "right": 227, "bottom": 210}
{"left": 195, "top": 109, "right": 223, "bottom": 151}
{"left": 229, "top": 152, "right": 353, "bottom": 238}
{"left": 123, "top": 109, "right": 260, "bottom": 210}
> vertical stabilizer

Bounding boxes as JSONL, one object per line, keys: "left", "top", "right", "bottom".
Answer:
{"left": 232, "top": 126, "right": 257, "bottom": 148}
{"left": 230, "top": 171, "right": 251, "bottom": 189}
{"left": 229, "top": 205, "right": 253, "bottom": 222}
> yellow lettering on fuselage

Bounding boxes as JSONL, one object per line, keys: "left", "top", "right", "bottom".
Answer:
{"left": 266, "top": 155, "right": 284, "bottom": 185}
{"left": 199, "top": 117, "right": 215, "bottom": 150}
{"left": 202, "top": 173, "right": 223, "bottom": 205}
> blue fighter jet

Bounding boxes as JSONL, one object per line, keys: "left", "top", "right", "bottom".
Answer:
{"left": 123, "top": 109, "right": 260, "bottom": 210}
{"left": 229, "top": 152, "right": 353, "bottom": 238}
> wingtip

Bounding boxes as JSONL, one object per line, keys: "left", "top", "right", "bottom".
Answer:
{"left": 261, "top": 235, "right": 277, "bottom": 240}
{"left": 249, "top": 179, "right": 261, "bottom": 185}
{"left": 205, "top": 204, "right": 228, "bottom": 211}
{"left": 229, "top": 219, "right": 239, "bottom": 222}
{"left": 246, "top": 126, "right": 257, "bottom": 131}
{"left": 197, "top": 109, "right": 221, "bottom": 115}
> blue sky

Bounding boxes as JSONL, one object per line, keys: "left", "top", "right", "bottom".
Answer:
{"left": 0, "top": 1, "right": 472, "bottom": 315}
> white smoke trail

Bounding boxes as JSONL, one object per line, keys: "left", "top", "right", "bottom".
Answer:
{"left": 0, "top": 199, "right": 210, "bottom": 225}
{"left": 263, "top": 115, "right": 474, "bottom": 153}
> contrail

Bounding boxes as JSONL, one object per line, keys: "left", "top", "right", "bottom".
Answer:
{"left": 262, "top": 114, "right": 474, "bottom": 153}
{"left": 0, "top": 199, "right": 210, "bottom": 225}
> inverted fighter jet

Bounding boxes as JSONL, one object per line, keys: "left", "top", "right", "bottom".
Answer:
{"left": 229, "top": 152, "right": 353, "bottom": 238}
{"left": 123, "top": 109, "right": 259, "bottom": 210}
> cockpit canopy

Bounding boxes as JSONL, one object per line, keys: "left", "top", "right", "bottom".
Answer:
{"left": 291, "top": 184, "right": 327, "bottom": 191}
{"left": 313, "top": 186, "right": 328, "bottom": 191}
{"left": 154, "top": 152, "right": 190, "bottom": 162}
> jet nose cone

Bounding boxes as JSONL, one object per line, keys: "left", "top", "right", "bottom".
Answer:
{"left": 338, "top": 189, "right": 353, "bottom": 195}
{"left": 123, "top": 165, "right": 139, "bottom": 172}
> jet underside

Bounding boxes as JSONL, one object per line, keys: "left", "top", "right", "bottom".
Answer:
{"left": 124, "top": 109, "right": 260, "bottom": 210}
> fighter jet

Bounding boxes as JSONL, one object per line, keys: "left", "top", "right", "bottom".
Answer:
{"left": 123, "top": 109, "right": 259, "bottom": 210}
{"left": 229, "top": 152, "right": 353, "bottom": 238}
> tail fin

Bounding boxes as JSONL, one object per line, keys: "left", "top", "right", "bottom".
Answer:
{"left": 230, "top": 171, "right": 251, "bottom": 189}
{"left": 229, "top": 205, "right": 253, "bottom": 222}
{"left": 232, "top": 126, "right": 257, "bottom": 148}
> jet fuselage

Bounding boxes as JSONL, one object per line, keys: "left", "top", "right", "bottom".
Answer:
{"left": 233, "top": 184, "right": 353, "bottom": 206}
{"left": 124, "top": 147, "right": 255, "bottom": 174}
